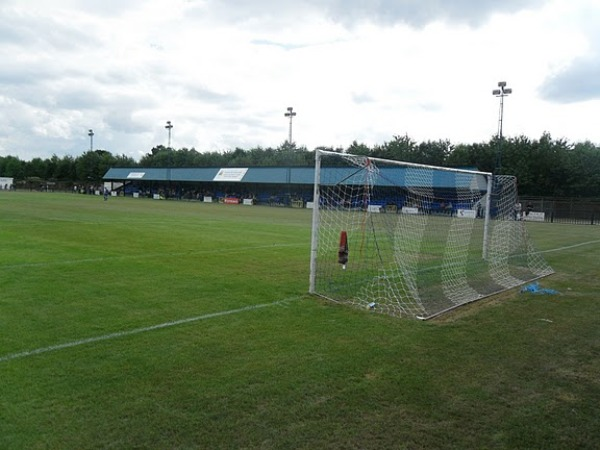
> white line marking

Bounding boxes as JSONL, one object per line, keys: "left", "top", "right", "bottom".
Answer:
{"left": 538, "top": 239, "right": 600, "bottom": 254}
{"left": 0, "top": 297, "right": 301, "bottom": 364}
{"left": 2, "top": 239, "right": 597, "bottom": 363}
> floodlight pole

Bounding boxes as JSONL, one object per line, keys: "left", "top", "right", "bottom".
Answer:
{"left": 284, "top": 107, "right": 296, "bottom": 144}
{"left": 492, "top": 81, "right": 512, "bottom": 174}
{"left": 88, "top": 129, "right": 94, "bottom": 151}
{"left": 165, "top": 121, "right": 173, "bottom": 149}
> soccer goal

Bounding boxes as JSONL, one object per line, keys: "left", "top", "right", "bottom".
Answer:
{"left": 308, "top": 149, "right": 553, "bottom": 319}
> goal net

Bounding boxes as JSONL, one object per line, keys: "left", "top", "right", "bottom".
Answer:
{"left": 308, "top": 150, "right": 553, "bottom": 319}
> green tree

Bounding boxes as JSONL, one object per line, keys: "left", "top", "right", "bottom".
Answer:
{"left": 139, "top": 146, "right": 176, "bottom": 167}
{"left": 373, "top": 134, "right": 417, "bottom": 161}
{"left": 447, "top": 142, "right": 495, "bottom": 172}
{"left": 1, "top": 131, "right": 599, "bottom": 197}
{"left": 0, "top": 156, "right": 25, "bottom": 178}
{"left": 529, "top": 133, "right": 570, "bottom": 196}
{"left": 413, "top": 139, "right": 452, "bottom": 166}
{"left": 112, "top": 154, "right": 137, "bottom": 168}
{"left": 54, "top": 155, "right": 77, "bottom": 181}
{"left": 500, "top": 135, "right": 535, "bottom": 191}
{"left": 25, "top": 158, "right": 46, "bottom": 178}
{"left": 76, "top": 150, "right": 112, "bottom": 183}
{"left": 347, "top": 141, "right": 371, "bottom": 156}
{"left": 564, "top": 141, "right": 600, "bottom": 197}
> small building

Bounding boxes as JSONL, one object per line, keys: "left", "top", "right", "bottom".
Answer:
{"left": 0, "top": 177, "right": 14, "bottom": 190}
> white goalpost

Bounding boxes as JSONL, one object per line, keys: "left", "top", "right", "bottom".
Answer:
{"left": 309, "top": 149, "right": 553, "bottom": 319}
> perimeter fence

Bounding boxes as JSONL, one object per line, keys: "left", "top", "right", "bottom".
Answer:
{"left": 520, "top": 197, "right": 600, "bottom": 225}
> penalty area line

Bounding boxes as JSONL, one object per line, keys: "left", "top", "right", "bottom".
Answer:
{"left": 0, "top": 298, "right": 301, "bottom": 364}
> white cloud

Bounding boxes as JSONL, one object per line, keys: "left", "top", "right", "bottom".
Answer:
{"left": 0, "top": 0, "right": 598, "bottom": 161}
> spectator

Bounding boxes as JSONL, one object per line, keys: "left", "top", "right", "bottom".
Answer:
{"left": 515, "top": 202, "right": 522, "bottom": 220}
{"left": 526, "top": 201, "right": 533, "bottom": 217}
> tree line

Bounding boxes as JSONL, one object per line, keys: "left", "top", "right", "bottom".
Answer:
{"left": 1, "top": 132, "right": 599, "bottom": 197}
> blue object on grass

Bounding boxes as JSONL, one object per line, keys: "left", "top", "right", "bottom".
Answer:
{"left": 520, "top": 282, "right": 559, "bottom": 295}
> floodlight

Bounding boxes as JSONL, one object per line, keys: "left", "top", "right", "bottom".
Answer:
{"left": 284, "top": 107, "right": 297, "bottom": 143}
{"left": 491, "top": 81, "right": 512, "bottom": 173}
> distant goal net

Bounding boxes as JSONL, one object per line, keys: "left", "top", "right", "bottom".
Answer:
{"left": 308, "top": 150, "right": 553, "bottom": 319}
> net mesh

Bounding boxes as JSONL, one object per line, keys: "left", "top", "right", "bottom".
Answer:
{"left": 310, "top": 151, "right": 553, "bottom": 319}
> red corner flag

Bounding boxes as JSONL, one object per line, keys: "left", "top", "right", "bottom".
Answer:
{"left": 338, "top": 230, "right": 349, "bottom": 269}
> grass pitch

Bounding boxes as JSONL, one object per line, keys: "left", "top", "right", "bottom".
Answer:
{"left": 1, "top": 192, "right": 599, "bottom": 449}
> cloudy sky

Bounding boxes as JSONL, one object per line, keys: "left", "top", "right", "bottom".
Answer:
{"left": 1, "top": 0, "right": 598, "bottom": 161}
